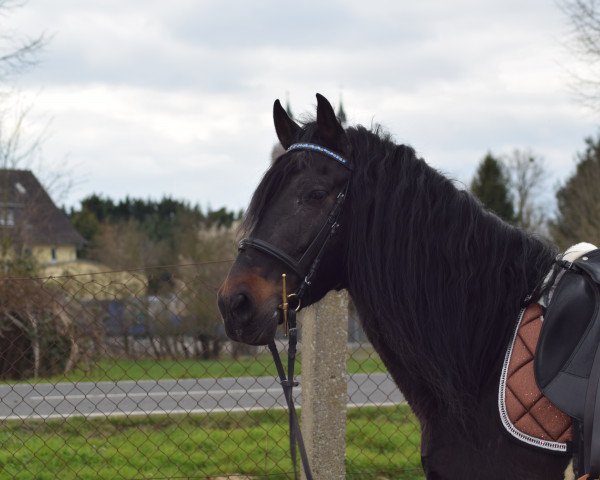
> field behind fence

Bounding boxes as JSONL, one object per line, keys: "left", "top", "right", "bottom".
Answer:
{"left": 0, "top": 261, "right": 422, "bottom": 479}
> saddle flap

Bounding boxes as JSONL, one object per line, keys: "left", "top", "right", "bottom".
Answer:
{"left": 534, "top": 249, "right": 600, "bottom": 420}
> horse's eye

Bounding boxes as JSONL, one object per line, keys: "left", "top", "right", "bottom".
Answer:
{"left": 307, "top": 190, "right": 328, "bottom": 201}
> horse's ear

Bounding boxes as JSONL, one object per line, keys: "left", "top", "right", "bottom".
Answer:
{"left": 316, "top": 93, "right": 350, "bottom": 155}
{"left": 273, "top": 99, "right": 300, "bottom": 149}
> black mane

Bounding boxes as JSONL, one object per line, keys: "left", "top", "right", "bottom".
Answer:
{"left": 344, "top": 125, "right": 556, "bottom": 420}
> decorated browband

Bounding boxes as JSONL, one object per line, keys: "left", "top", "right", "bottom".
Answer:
{"left": 286, "top": 143, "right": 352, "bottom": 170}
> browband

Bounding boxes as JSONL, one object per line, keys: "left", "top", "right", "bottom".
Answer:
{"left": 287, "top": 143, "right": 352, "bottom": 170}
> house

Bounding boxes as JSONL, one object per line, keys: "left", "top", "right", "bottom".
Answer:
{"left": 0, "top": 169, "right": 84, "bottom": 269}
{"left": 0, "top": 169, "right": 147, "bottom": 300}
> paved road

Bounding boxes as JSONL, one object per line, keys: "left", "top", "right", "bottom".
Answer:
{"left": 0, "top": 373, "right": 404, "bottom": 421}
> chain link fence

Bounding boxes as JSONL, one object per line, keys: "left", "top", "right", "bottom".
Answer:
{"left": 0, "top": 261, "right": 421, "bottom": 479}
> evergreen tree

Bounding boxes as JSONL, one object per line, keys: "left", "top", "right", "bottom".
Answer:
{"left": 470, "top": 153, "right": 515, "bottom": 223}
{"left": 70, "top": 195, "right": 241, "bottom": 261}
{"left": 550, "top": 133, "right": 600, "bottom": 249}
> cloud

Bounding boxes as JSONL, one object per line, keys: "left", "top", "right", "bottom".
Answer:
{"left": 3, "top": 0, "right": 597, "bottom": 213}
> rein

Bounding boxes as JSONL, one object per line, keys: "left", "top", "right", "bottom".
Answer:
{"left": 238, "top": 142, "right": 352, "bottom": 479}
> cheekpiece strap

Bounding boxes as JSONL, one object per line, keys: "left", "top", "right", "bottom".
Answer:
{"left": 287, "top": 143, "right": 352, "bottom": 170}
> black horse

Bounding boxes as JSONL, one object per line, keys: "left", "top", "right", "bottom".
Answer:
{"left": 218, "top": 94, "right": 571, "bottom": 479}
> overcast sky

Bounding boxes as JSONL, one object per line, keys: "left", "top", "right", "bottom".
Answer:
{"left": 4, "top": 0, "right": 598, "bottom": 212}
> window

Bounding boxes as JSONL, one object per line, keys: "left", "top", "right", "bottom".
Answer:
{"left": 15, "top": 182, "right": 26, "bottom": 195}
{"left": 0, "top": 209, "right": 14, "bottom": 227}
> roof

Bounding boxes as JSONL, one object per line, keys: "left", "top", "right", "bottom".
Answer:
{"left": 0, "top": 170, "right": 84, "bottom": 246}
{"left": 337, "top": 99, "right": 347, "bottom": 126}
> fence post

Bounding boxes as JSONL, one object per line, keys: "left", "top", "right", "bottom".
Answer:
{"left": 300, "top": 290, "right": 348, "bottom": 480}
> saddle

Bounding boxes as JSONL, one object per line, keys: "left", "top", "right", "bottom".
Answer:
{"left": 534, "top": 245, "right": 600, "bottom": 478}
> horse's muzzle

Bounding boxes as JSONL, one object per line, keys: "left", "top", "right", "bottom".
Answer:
{"left": 218, "top": 288, "right": 254, "bottom": 338}
{"left": 217, "top": 274, "right": 280, "bottom": 345}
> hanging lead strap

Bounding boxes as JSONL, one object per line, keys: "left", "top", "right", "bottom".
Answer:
{"left": 287, "top": 311, "right": 300, "bottom": 477}
{"left": 270, "top": 273, "right": 312, "bottom": 479}
{"left": 281, "top": 273, "right": 289, "bottom": 336}
{"left": 268, "top": 327, "right": 313, "bottom": 480}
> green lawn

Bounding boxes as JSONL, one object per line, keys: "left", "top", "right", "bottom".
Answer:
{"left": 16, "top": 348, "right": 385, "bottom": 384}
{"left": 0, "top": 405, "right": 423, "bottom": 479}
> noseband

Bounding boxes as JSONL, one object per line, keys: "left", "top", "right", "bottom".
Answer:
{"left": 238, "top": 142, "right": 352, "bottom": 480}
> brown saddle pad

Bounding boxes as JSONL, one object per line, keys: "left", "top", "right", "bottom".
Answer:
{"left": 499, "top": 303, "right": 572, "bottom": 451}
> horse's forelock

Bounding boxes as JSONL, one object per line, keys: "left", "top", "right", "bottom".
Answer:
{"left": 239, "top": 124, "right": 320, "bottom": 238}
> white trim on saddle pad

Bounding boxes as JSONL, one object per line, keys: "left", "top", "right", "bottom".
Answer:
{"left": 498, "top": 307, "right": 569, "bottom": 453}
{"left": 499, "top": 243, "right": 598, "bottom": 454}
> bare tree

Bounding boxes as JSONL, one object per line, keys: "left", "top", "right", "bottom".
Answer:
{"left": 504, "top": 149, "right": 550, "bottom": 234}
{"left": 550, "top": 133, "right": 600, "bottom": 248}
{"left": 89, "top": 220, "right": 169, "bottom": 270}
{"left": 0, "top": 0, "right": 46, "bottom": 82}
{"left": 0, "top": 4, "right": 70, "bottom": 202}
{"left": 177, "top": 224, "right": 251, "bottom": 359}
{"left": 561, "top": 0, "right": 600, "bottom": 107}
{"left": 0, "top": 1, "right": 53, "bottom": 169}
{"left": 0, "top": 6, "right": 83, "bottom": 380}
{"left": 0, "top": 1, "right": 60, "bottom": 270}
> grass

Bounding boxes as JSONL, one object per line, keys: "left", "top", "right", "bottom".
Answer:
{"left": 13, "top": 347, "right": 386, "bottom": 384}
{"left": 346, "top": 406, "right": 423, "bottom": 479}
{"left": 0, "top": 405, "right": 423, "bottom": 479}
{"left": 0, "top": 347, "right": 402, "bottom": 477}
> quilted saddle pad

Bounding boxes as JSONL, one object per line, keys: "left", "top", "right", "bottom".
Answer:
{"left": 498, "top": 303, "right": 572, "bottom": 452}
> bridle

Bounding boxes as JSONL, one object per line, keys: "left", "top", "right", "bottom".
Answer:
{"left": 238, "top": 142, "right": 352, "bottom": 480}
{"left": 239, "top": 142, "right": 352, "bottom": 301}
{"left": 239, "top": 142, "right": 352, "bottom": 317}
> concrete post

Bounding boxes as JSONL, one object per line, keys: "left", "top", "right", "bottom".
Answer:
{"left": 300, "top": 290, "right": 348, "bottom": 480}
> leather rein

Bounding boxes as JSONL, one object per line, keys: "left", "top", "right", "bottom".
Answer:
{"left": 238, "top": 142, "right": 352, "bottom": 480}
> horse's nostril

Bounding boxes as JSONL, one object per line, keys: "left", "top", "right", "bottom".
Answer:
{"left": 231, "top": 293, "right": 248, "bottom": 311}
{"left": 228, "top": 292, "right": 253, "bottom": 322}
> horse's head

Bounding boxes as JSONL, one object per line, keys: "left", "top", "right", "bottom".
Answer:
{"left": 218, "top": 94, "right": 352, "bottom": 345}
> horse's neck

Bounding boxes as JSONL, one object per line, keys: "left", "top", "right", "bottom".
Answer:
{"left": 348, "top": 161, "right": 552, "bottom": 420}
